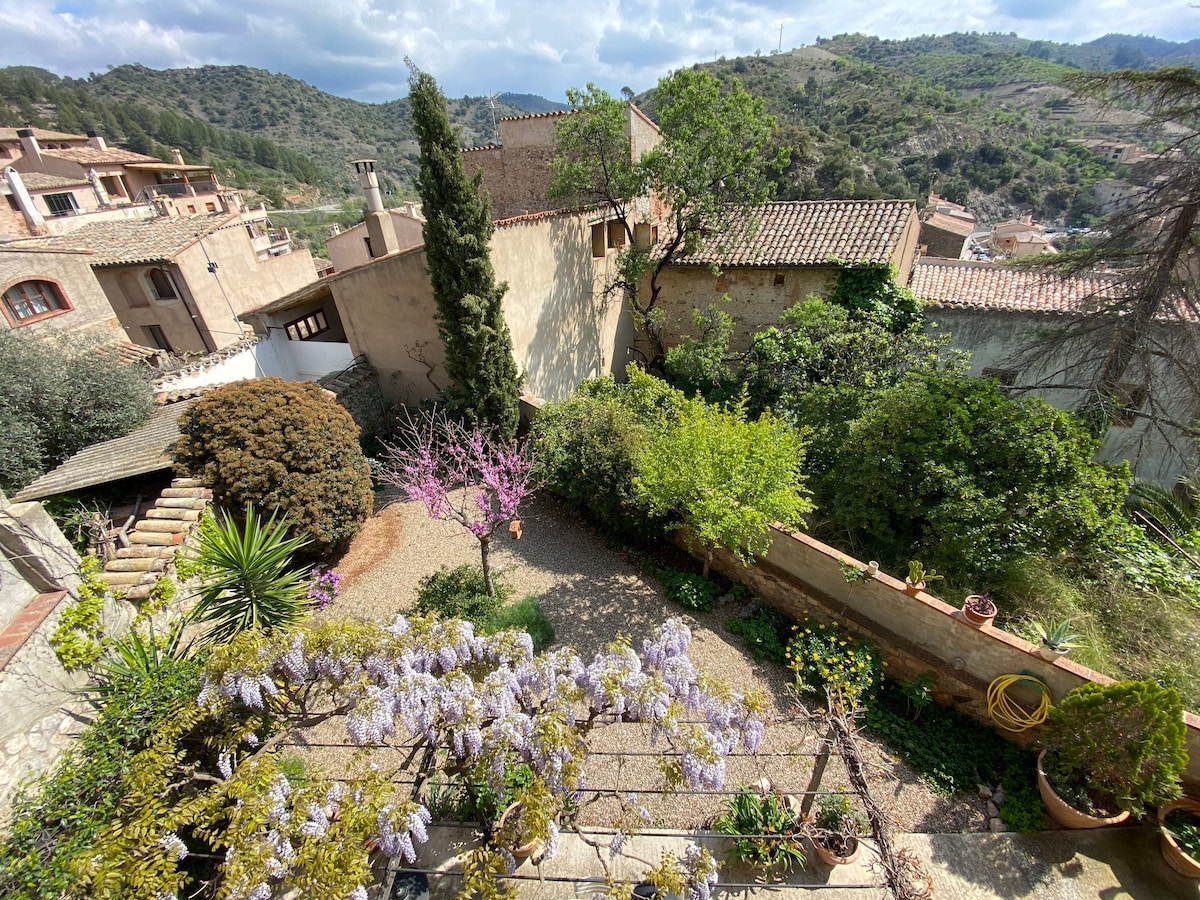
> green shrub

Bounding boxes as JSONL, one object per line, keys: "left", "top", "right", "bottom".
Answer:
{"left": 484, "top": 596, "right": 555, "bottom": 652}
{"left": 174, "top": 378, "right": 373, "bottom": 556}
{"left": 415, "top": 565, "right": 508, "bottom": 623}
{"left": 726, "top": 605, "right": 791, "bottom": 664}
{"left": 642, "top": 561, "right": 718, "bottom": 612}
{"left": 1041, "top": 680, "right": 1186, "bottom": 817}
{"left": 50, "top": 555, "right": 110, "bottom": 669}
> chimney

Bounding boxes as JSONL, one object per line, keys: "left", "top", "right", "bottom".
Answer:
{"left": 86, "top": 128, "right": 108, "bottom": 152}
{"left": 4, "top": 167, "right": 46, "bottom": 234}
{"left": 352, "top": 159, "right": 398, "bottom": 258}
{"left": 171, "top": 148, "right": 185, "bottom": 166}
{"left": 16, "top": 128, "right": 42, "bottom": 166}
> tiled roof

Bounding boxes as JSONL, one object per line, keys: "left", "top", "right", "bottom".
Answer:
{"left": 911, "top": 259, "right": 1119, "bottom": 315}
{"left": 0, "top": 127, "right": 84, "bottom": 143}
{"left": 11, "top": 172, "right": 89, "bottom": 191}
{"left": 13, "top": 399, "right": 196, "bottom": 501}
{"left": 922, "top": 211, "right": 975, "bottom": 237}
{"left": 42, "top": 147, "right": 160, "bottom": 165}
{"left": 672, "top": 200, "right": 917, "bottom": 268}
{"left": 498, "top": 110, "right": 573, "bottom": 122}
{"left": 4, "top": 212, "right": 237, "bottom": 265}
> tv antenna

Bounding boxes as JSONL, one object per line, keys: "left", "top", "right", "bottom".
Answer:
{"left": 486, "top": 92, "right": 502, "bottom": 140}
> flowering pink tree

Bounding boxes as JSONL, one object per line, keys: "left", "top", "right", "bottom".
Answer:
{"left": 384, "top": 411, "right": 535, "bottom": 596}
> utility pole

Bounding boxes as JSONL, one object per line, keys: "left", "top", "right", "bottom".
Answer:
{"left": 778, "top": 23, "right": 784, "bottom": 54}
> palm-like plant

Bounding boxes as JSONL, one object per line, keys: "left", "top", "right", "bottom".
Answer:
{"left": 1129, "top": 477, "right": 1200, "bottom": 546}
{"left": 187, "top": 505, "right": 313, "bottom": 645}
{"left": 93, "top": 619, "right": 190, "bottom": 691}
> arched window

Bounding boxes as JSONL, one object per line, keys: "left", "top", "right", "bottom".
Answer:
{"left": 147, "top": 268, "right": 178, "bottom": 300}
{"left": 2, "top": 280, "right": 69, "bottom": 324}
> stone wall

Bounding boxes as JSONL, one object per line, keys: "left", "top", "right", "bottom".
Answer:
{"left": 687, "top": 524, "right": 1200, "bottom": 792}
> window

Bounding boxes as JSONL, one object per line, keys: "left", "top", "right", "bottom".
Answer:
{"left": 1111, "top": 383, "right": 1147, "bottom": 427}
{"left": 773, "top": 272, "right": 786, "bottom": 287}
{"left": 591, "top": 222, "right": 606, "bottom": 258}
{"left": 147, "top": 268, "right": 178, "bottom": 301}
{"left": 982, "top": 367, "right": 1018, "bottom": 388}
{"left": 100, "top": 176, "right": 122, "bottom": 197}
{"left": 146, "top": 325, "right": 172, "bottom": 351}
{"left": 2, "top": 280, "right": 69, "bottom": 324}
{"left": 186, "top": 204, "right": 197, "bottom": 214}
{"left": 43, "top": 192, "right": 79, "bottom": 216}
{"left": 5, "top": 195, "right": 18, "bottom": 212}
{"left": 284, "top": 309, "right": 329, "bottom": 341}
{"left": 607, "top": 220, "right": 626, "bottom": 249}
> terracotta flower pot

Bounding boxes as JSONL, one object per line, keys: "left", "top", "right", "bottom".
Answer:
{"left": 1158, "top": 797, "right": 1200, "bottom": 878}
{"left": 498, "top": 801, "right": 543, "bottom": 860}
{"left": 1037, "top": 644, "right": 1069, "bottom": 662}
{"left": 961, "top": 595, "right": 996, "bottom": 628}
{"left": 812, "top": 834, "right": 861, "bottom": 867}
{"left": 904, "top": 578, "right": 925, "bottom": 595}
{"left": 1036, "top": 749, "right": 1130, "bottom": 829}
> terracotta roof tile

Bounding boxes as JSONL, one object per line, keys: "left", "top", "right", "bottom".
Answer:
{"left": 672, "top": 200, "right": 917, "bottom": 268}
{"left": 11, "top": 172, "right": 89, "bottom": 191}
{"left": 911, "top": 258, "right": 1119, "bottom": 315}
{"left": 498, "top": 110, "right": 573, "bottom": 122}
{"left": 3, "top": 212, "right": 237, "bottom": 265}
{"left": 0, "top": 127, "right": 85, "bottom": 143}
{"left": 42, "top": 147, "right": 161, "bottom": 165}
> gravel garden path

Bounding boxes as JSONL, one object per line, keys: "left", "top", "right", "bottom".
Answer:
{"left": 305, "top": 491, "right": 985, "bottom": 836}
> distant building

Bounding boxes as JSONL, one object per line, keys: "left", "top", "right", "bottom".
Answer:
{"left": 918, "top": 193, "right": 976, "bottom": 259}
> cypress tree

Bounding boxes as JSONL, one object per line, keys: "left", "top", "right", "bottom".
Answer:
{"left": 407, "top": 64, "right": 521, "bottom": 439}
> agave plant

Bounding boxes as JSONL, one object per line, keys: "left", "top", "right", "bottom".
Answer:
{"left": 187, "top": 505, "right": 313, "bottom": 645}
{"left": 92, "top": 619, "right": 190, "bottom": 691}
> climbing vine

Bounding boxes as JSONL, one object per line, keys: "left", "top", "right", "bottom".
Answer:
{"left": 50, "top": 555, "right": 112, "bottom": 669}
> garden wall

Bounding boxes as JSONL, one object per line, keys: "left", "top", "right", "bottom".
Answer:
{"left": 687, "top": 525, "right": 1200, "bottom": 792}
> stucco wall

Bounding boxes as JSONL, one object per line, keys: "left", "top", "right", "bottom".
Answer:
{"left": 927, "top": 306, "right": 1196, "bottom": 483}
{"left": 688, "top": 523, "right": 1200, "bottom": 791}
{"left": 327, "top": 211, "right": 425, "bottom": 273}
{"left": 95, "top": 264, "right": 211, "bottom": 354}
{"left": 656, "top": 266, "right": 835, "bottom": 351}
{"left": 0, "top": 248, "right": 124, "bottom": 339}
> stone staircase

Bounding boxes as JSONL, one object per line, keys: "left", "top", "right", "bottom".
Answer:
{"left": 99, "top": 477, "right": 212, "bottom": 601}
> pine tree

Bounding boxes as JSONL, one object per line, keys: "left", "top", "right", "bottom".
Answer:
{"left": 407, "top": 63, "right": 521, "bottom": 438}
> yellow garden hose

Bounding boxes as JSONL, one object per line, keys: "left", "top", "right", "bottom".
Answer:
{"left": 987, "top": 674, "right": 1051, "bottom": 732}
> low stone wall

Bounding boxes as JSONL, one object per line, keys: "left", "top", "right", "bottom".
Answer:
{"left": 687, "top": 525, "right": 1200, "bottom": 792}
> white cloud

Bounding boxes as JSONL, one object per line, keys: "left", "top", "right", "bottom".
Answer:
{"left": 0, "top": 0, "right": 1194, "bottom": 103}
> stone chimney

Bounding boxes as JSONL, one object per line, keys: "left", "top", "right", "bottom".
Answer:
{"left": 352, "top": 159, "right": 398, "bottom": 259}
{"left": 86, "top": 128, "right": 108, "bottom": 152}
{"left": 16, "top": 128, "right": 42, "bottom": 165}
{"left": 4, "top": 167, "right": 46, "bottom": 234}
{"left": 171, "top": 148, "right": 185, "bottom": 165}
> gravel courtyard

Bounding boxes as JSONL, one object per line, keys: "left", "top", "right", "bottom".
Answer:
{"left": 309, "top": 491, "right": 985, "bottom": 836}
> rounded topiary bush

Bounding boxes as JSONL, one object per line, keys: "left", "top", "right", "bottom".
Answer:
{"left": 174, "top": 378, "right": 372, "bottom": 555}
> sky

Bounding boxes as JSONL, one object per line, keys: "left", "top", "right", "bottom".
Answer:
{"left": 1, "top": 1, "right": 1195, "bottom": 104}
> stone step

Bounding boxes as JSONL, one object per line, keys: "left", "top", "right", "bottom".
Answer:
{"left": 171, "top": 477, "right": 205, "bottom": 489}
{"left": 135, "top": 519, "right": 188, "bottom": 534}
{"left": 124, "top": 584, "right": 154, "bottom": 601}
{"left": 128, "top": 532, "right": 185, "bottom": 547}
{"left": 160, "top": 487, "right": 210, "bottom": 499}
{"left": 98, "top": 571, "right": 145, "bottom": 586}
{"left": 155, "top": 498, "right": 208, "bottom": 510}
{"left": 105, "top": 558, "right": 156, "bottom": 573}
{"left": 145, "top": 508, "right": 202, "bottom": 521}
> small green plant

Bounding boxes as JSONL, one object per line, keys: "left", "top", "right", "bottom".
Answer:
{"left": 642, "top": 561, "right": 719, "bottom": 612}
{"left": 1164, "top": 808, "right": 1200, "bottom": 861}
{"left": 50, "top": 555, "right": 110, "bottom": 669}
{"left": 1029, "top": 618, "right": 1081, "bottom": 652}
{"left": 1041, "top": 680, "right": 1186, "bottom": 818}
{"left": 897, "top": 672, "right": 937, "bottom": 719}
{"left": 906, "top": 560, "right": 943, "bottom": 586}
{"left": 811, "top": 793, "right": 868, "bottom": 858}
{"left": 415, "top": 565, "right": 509, "bottom": 623}
{"left": 484, "top": 596, "right": 555, "bottom": 652}
{"left": 93, "top": 620, "right": 189, "bottom": 691}
{"left": 712, "top": 787, "right": 806, "bottom": 874}
{"left": 726, "top": 606, "right": 790, "bottom": 664}
{"left": 840, "top": 562, "right": 873, "bottom": 584}
{"left": 786, "top": 619, "right": 882, "bottom": 710}
{"left": 141, "top": 576, "right": 176, "bottom": 615}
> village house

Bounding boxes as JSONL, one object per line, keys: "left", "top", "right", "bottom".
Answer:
{"left": 917, "top": 192, "right": 976, "bottom": 259}
{"left": 989, "top": 216, "right": 1057, "bottom": 259}
{"left": 656, "top": 199, "right": 920, "bottom": 351}
{"left": 1, "top": 209, "right": 318, "bottom": 353}
{"left": 912, "top": 257, "right": 1195, "bottom": 482}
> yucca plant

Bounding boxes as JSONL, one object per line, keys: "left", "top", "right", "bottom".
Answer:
{"left": 93, "top": 619, "right": 190, "bottom": 691}
{"left": 187, "top": 505, "right": 313, "bottom": 645}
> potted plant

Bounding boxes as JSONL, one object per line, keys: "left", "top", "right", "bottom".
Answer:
{"left": 712, "top": 785, "right": 806, "bottom": 876}
{"left": 904, "top": 561, "right": 942, "bottom": 595}
{"left": 809, "top": 793, "right": 868, "bottom": 867}
{"left": 1030, "top": 618, "right": 1081, "bottom": 660}
{"left": 961, "top": 593, "right": 996, "bottom": 627}
{"left": 1158, "top": 798, "right": 1200, "bottom": 878}
{"left": 1037, "top": 680, "right": 1187, "bottom": 829}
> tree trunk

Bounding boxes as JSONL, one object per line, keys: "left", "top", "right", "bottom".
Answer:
{"left": 480, "top": 535, "right": 494, "bottom": 597}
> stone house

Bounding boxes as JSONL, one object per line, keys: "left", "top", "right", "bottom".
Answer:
{"left": 912, "top": 257, "right": 1195, "bottom": 482}
{"left": 656, "top": 199, "right": 921, "bottom": 351}
{"left": 2, "top": 211, "right": 318, "bottom": 353}
{"left": 918, "top": 193, "right": 976, "bottom": 259}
